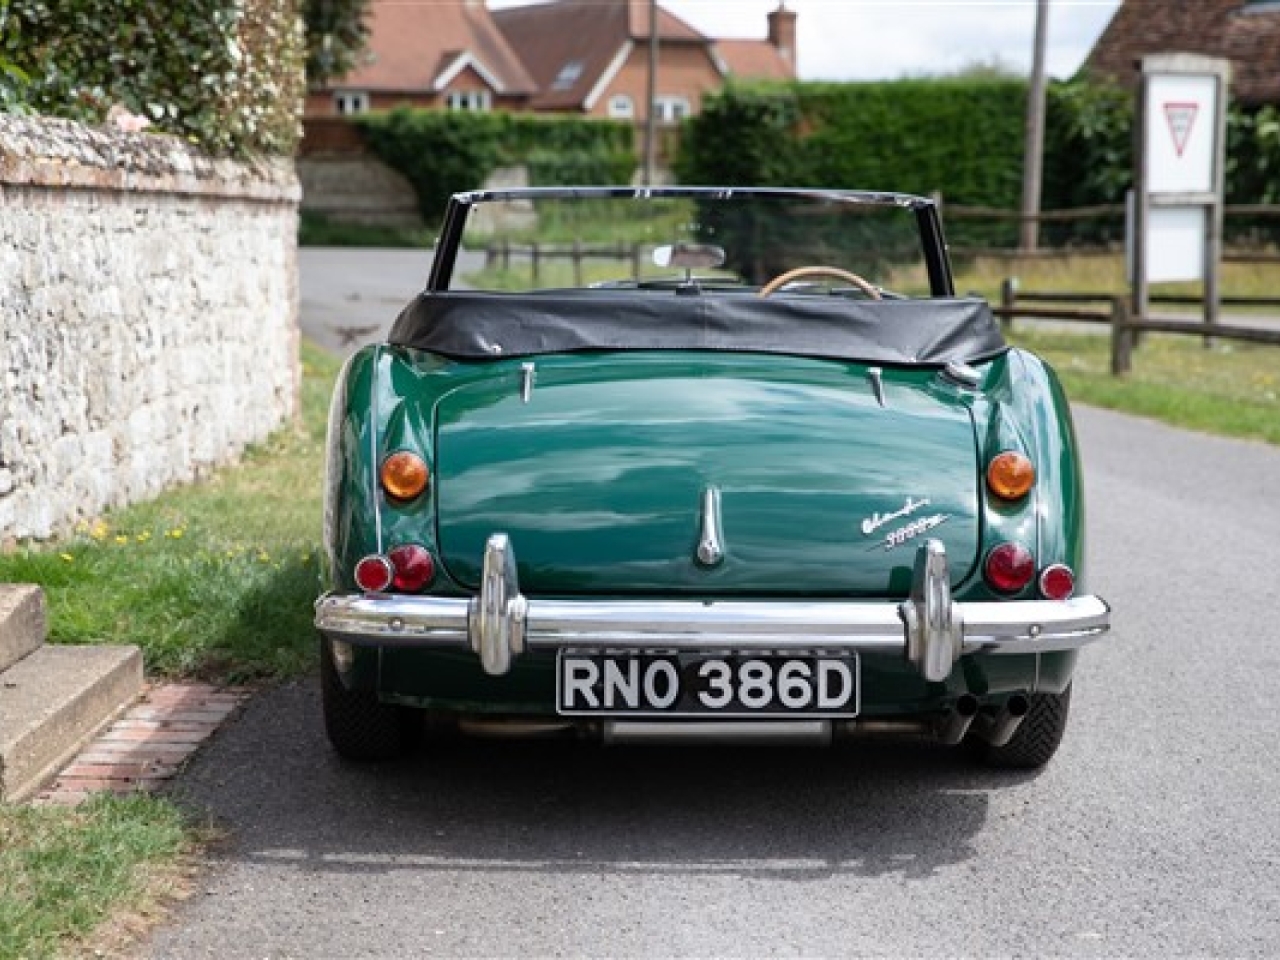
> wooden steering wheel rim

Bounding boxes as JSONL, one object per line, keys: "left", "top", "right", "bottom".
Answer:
{"left": 758, "top": 265, "right": 881, "bottom": 299}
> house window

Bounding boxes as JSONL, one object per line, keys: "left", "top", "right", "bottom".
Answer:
{"left": 653, "top": 96, "right": 691, "bottom": 125}
{"left": 608, "top": 95, "right": 634, "bottom": 120}
{"left": 445, "top": 89, "right": 492, "bottom": 112}
{"left": 552, "top": 61, "right": 584, "bottom": 91}
{"left": 334, "top": 91, "right": 370, "bottom": 115}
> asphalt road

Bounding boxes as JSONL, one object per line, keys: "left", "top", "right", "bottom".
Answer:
{"left": 138, "top": 252, "right": 1280, "bottom": 958}
{"left": 298, "top": 247, "right": 484, "bottom": 354}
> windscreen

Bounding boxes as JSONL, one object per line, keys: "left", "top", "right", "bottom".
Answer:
{"left": 454, "top": 192, "right": 933, "bottom": 297}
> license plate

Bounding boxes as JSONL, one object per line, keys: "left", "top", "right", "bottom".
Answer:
{"left": 555, "top": 652, "right": 859, "bottom": 718}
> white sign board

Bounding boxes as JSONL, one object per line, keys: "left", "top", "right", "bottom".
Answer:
{"left": 1146, "top": 206, "right": 1206, "bottom": 282}
{"left": 1146, "top": 74, "right": 1218, "bottom": 195}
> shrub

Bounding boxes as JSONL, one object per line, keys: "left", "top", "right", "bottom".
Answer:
{"left": 357, "top": 108, "right": 634, "bottom": 223}
{"left": 0, "top": 0, "right": 305, "bottom": 157}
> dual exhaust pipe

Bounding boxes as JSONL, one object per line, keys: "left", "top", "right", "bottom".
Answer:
{"left": 936, "top": 693, "right": 1030, "bottom": 747}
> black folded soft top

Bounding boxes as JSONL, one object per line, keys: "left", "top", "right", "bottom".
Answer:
{"left": 387, "top": 290, "right": 1007, "bottom": 367}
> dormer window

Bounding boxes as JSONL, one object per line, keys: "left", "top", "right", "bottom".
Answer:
{"left": 552, "top": 61, "right": 584, "bottom": 91}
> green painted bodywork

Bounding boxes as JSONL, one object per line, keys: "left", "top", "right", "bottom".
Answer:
{"left": 321, "top": 341, "right": 1085, "bottom": 716}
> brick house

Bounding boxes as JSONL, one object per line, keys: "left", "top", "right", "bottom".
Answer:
{"left": 308, "top": 0, "right": 797, "bottom": 122}
{"left": 1086, "top": 0, "right": 1280, "bottom": 105}
{"left": 306, "top": 0, "right": 537, "bottom": 117}
{"left": 490, "top": 0, "right": 796, "bottom": 126}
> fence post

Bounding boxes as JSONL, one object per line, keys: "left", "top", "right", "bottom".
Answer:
{"left": 999, "top": 276, "right": 1017, "bottom": 334}
{"left": 1109, "top": 295, "right": 1132, "bottom": 375}
{"left": 531, "top": 243, "right": 540, "bottom": 285}
{"left": 502, "top": 239, "right": 510, "bottom": 271}
{"left": 632, "top": 243, "right": 643, "bottom": 281}
{"left": 572, "top": 239, "right": 583, "bottom": 287}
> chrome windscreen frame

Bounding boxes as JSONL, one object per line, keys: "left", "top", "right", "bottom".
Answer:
{"left": 315, "top": 536, "right": 1111, "bottom": 684}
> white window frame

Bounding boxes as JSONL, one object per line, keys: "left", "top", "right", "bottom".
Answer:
{"left": 653, "top": 96, "right": 691, "bottom": 125}
{"left": 445, "top": 89, "right": 492, "bottom": 112}
{"left": 333, "top": 90, "right": 370, "bottom": 115}
{"left": 608, "top": 94, "right": 634, "bottom": 120}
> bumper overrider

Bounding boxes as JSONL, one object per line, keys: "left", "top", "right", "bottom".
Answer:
{"left": 315, "top": 536, "right": 1110, "bottom": 683}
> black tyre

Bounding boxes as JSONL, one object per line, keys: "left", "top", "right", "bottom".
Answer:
{"left": 319, "top": 637, "right": 421, "bottom": 761}
{"left": 972, "top": 684, "right": 1072, "bottom": 769}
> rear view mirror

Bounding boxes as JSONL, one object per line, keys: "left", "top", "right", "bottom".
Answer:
{"left": 652, "top": 243, "right": 726, "bottom": 270}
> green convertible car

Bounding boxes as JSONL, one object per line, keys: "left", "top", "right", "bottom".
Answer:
{"left": 315, "top": 186, "right": 1111, "bottom": 768}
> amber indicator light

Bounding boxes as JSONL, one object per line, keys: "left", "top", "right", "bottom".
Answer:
{"left": 987, "top": 452, "right": 1035, "bottom": 501}
{"left": 381, "top": 451, "right": 429, "bottom": 500}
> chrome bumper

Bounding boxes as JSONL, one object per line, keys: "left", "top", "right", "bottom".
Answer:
{"left": 315, "top": 536, "right": 1111, "bottom": 683}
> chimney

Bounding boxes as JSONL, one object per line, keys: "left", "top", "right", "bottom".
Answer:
{"left": 767, "top": 3, "right": 797, "bottom": 72}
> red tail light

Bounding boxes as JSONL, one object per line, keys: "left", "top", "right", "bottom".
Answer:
{"left": 354, "top": 554, "right": 394, "bottom": 593}
{"left": 1039, "top": 564, "right": 1076, "bottom": 601}
{"left": 389, "top": 544, "right": 436, "bottom": 592}
{"left": 985, "top": 542, "right": 1035, "bottom": 593}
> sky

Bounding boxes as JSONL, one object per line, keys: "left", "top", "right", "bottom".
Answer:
{"left": 490, "top": 0, "right": 1126, "bottom": 82}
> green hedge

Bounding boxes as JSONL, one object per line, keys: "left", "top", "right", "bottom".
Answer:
{"left": 0, "top": 0, "right": 305, "bottom": 157}
{"left": 357, "top": 108, "right": 636, "bottom": 222}
{"left": 678, "top": 79, "right": 1280, "bottom": 247}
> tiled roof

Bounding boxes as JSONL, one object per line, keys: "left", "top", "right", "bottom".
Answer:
{"left": 492, "top": 0, "right": 709, "bottom": 110}
{"left": 336, "top": 0, "right": 536, "bottom": 95}
{"left": 715, "top": 39, "right": 794, "bottom": 80}
{"left": 1086, "top": 0, "right": 1280, "bottom": 104}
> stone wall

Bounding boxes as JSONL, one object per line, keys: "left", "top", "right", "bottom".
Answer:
{"left": 0, "top": 116, "right": 301, "bottom": 541}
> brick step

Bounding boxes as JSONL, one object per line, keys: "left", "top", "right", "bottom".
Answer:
{"left": 0, "top": 584, "right": 45, "bottom": 673}
{"left": 0, "top": 644, "right": 143, "bottom": 802}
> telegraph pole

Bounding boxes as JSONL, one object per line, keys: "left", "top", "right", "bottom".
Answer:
{"left": 642, "top": 0, "right": 658, "bottom": 184}
{"left": 1020, "top": 0, "right": 1049, "bottom": 252}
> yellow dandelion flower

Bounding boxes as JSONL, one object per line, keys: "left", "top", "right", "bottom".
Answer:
{"left": 136, "top": 531, "right": 151, "bottom": 543}
{"left": 59, "top": 553, "right": 74, "bottom": 562}
{"left": 257, "top": 551, "right": 270, "bottom": 563}
{"left": 89, "top": 519, "right": 110, "bottom": 541}
{"left": 115, "top": 535, "right": 129, "bottom": 545}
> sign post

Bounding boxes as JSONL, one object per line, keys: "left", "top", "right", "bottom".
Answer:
{"left": 1130, "top": 53, "right": 1229, "bottom": 335}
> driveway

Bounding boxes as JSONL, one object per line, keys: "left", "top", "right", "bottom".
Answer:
{"left": 139, "top": 392, "right": 1280, "bottom": 957}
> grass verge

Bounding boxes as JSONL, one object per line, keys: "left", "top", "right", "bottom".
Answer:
{"left": 298, "top": 211, "right": 433, "bottom": 249}
{"left": 0, "top": 794, "right": 190, "bottom": 960}
{"left": 0, "top": 341, "right": 343, "bottom": 682}
{"left": 1010, "top": 329, "right": 1280, "bottom": 446}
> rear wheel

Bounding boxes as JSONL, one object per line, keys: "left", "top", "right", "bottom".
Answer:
{"left": 319, "top": 637, "right": 421, "bottom": 761}
{"left": 972, "top": 685, "right": 1072, "bottom": 769}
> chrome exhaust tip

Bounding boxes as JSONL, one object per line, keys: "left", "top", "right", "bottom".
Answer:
{"left": 972, "top": 694, "right": 1030, "bottom": 747}
{"left": 936, "top": 693, "right": 981, "bottom": 745}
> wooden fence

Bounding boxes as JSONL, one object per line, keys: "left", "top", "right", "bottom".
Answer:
{"left": 486, "top": 240, "right": 646, "bottom": 287}
{"left": 481, "top": 241, "right": 1279, "bottom": 376}
{"left": 942, "top": 200, "right": 1280, "bottom": 262}
{"left": 994, "top": 281, "right": 1280, "bottom": 374}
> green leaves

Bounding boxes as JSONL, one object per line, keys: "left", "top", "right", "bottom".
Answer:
{"left": 301, "top": 0, "right": 370, "bottom": 86}
{"left": 358, "top": 109, "right": 635, "bottom": 224}
{"left": 0, "top": 0, "right": 304, "bottom": 157}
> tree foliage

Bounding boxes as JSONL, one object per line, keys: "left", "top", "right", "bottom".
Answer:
{"left": 301, "top": 0, "right": 371, "bottom": 87}
{"left": 357, "top": 108, "right": 635, "bottom": 222}
{"left": 0, "top": 0, "right": 305, "bottom": 157}
{"left": 678, "top": 78, "right": 1280, "bottom": 247}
